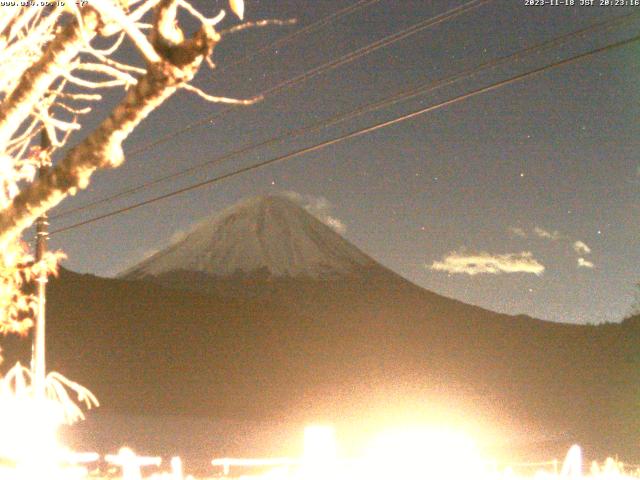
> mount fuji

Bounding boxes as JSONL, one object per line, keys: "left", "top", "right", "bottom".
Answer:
{"left": 121, "top": 194, "right": 377, "bottom": 281}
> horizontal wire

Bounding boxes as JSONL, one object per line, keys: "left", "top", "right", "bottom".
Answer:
{"left": 50, "top": 32, "right": 640, "bottom": 236}
{"left": 50, "top": 10, "right": 640, "bottom": 222}
{"left": 212, "top": 0, "right": 383, "bottom": 79}
{"left": 121, "top": 0, "right": 493, "bottom": 159}
{"left": 51, "top": 0, "right": 495, "bottom": 220}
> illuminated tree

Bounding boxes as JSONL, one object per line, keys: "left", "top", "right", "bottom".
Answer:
{"left": 0, "top": 2, "right": 267, "bottom": 462}
{"left": 0, "top": 0, "right": 254, "bottom": 336}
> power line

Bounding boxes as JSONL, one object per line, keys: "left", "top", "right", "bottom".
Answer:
{"left": 122, "top": 0, "right": 492, "bottom": 159}
{"left": 49, "top": 0, "right": 494, "bottom": 220}
{"left": 50, "top": 32, "right": 640, "bottom": 236}
{"left": 213, "top": 0, "right": 383, "bottom": 79}
{"left": 51, "top": 10, "right": 640, "bottom": 221}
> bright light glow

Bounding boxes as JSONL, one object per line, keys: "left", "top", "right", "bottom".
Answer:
{"left": 0, "top": 362, "right": 99, "bottom": 479}
{"left": 303, "top": 425, "right": 337, "bottom": 464}
{"left": 301, "top": 425, "right": 338, "bottom": 480}
{"left": 0, "top": 396, "right": 63, "bottom": 465}
{"left": 0, "top": 411, "right": 639, "bottom": 480}
{"left": 0, "top": 370, "right": 65, "bottom": 478}
{"left": 361, "top": 426, "right": 485, "bottom": 480}
{"left": 170, "top": 456, "right": 183, "bottom": 479}
{"left": 105, "top": 447, "right": 162, "bottom": 480}
{"left": 562, "top": 445, "right": 583, "bottom": 480}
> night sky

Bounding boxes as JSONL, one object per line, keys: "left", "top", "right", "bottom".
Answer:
{"left": 46, "top": 0, "right": 640, "bottom": 325}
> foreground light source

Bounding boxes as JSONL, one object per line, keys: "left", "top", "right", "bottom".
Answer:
{"left": 105, "top": 447, "right": 162, "bottom": 480}
{"left": 0, "top": 362, "right": 98, "bottom": 478}
{"left": 303, "top": 425, "right": 337, "bottom": 466}
{"left": 301, "top": 425, "right": 338, "bottom": 480}
{"left": 361, "top": 426, "right": 484, "bottom": 480}
{"left": 0, "top": 395, "right": 62, "bottom": 460}
{"left": 0, "top": 373, "right": 65, "bottom": 478}
{"left": 561, "top": 445, "right": 582, "bottom": 480}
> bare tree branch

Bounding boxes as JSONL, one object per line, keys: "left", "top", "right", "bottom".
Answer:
{"left": 0, "top": 0, "right": 265, "bottom": 333}
{"left": 0, "top": 9, "right": 100, "bottom": 151}
{"left": 181, "top": 83, "right": 261, "bottom": 104}
{"left": 219, "top": 18, "right": 296, "bottom": 36}
{"left": 0, "top": 10, "right": 220, "bottom": 246}
{"left": 92, "top": 1, "right": 163, "bottom": 63}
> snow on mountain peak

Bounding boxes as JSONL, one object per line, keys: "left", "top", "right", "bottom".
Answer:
{"left": 122, "top": 195, "right": 376, "bottom": 279}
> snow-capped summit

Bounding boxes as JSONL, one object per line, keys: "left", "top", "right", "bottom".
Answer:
{"left": 122, "top": 195, "right": 377, "bottom": 279}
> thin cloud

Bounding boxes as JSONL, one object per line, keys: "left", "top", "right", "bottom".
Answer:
{"left": 322, "top": 216, "right": 347, "bottom": 233}
{"left": 283, "top": 191, "right": 347, "bottom": 234}
{"left": 577, "top": 257, "right": 595, "bottom": 269}
{"left": 533, "top": 227, "right": 563, "bottom": 241}
{"left": 573, "top": 240, "right": 591, "bottom": 255}
{"left": 508, "top": 227, "right": 527, "bottom": 238}
{"left": 505, "top": 226, "right": 595, "bottom": 268}
{"left": 430, "top": 250, "right": 545, "bottom": 276}
{"left": 163, "top": 219, "right": 208, "bottom": 248}
{"left": 170, "top": 230, "right": 188, "bottom": 244}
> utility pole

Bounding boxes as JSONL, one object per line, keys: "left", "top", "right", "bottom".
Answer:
{"left": 32, "top": 128, "right": 51, "bottom": 399}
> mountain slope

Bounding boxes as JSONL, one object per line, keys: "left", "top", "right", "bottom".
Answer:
{"left": 122, "top": 195, "right": 376, "bottom": 280}
{"left": 2, "top": 268, "right": 638, "bottom": 471}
